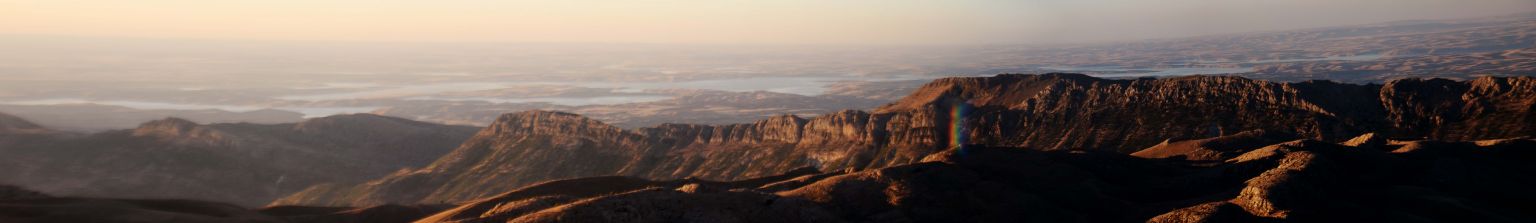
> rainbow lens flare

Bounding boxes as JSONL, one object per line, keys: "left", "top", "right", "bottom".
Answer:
{"left": 949, "top": 102, "right": 970, "bottom": 148}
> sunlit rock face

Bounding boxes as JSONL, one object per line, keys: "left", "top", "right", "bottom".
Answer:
{"left": 277, "top": 74, "right": 1536, "bottom": 207}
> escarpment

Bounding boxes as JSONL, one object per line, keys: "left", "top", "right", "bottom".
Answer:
{"left": 278, "top": 74, "right": 1536, "bottom": 207}
{"left": 900, "top": 74, "right": 1532, "bottom": 151}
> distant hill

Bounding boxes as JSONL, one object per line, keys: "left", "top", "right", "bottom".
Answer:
{"left": 0, "top": 113, "right": 478, "bottom": 207}
{"left": 0, "top": 112, "right": 48, "bottom": 134}
{"left": 0, "top": 104, "right": 304, "bottom": 132}
{"left": 372, "top": 83, "right": 919, "bottom": 128}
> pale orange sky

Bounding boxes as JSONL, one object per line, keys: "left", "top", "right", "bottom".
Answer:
{"left": 2, "top": 0, "right": 1532, "bottom": 45}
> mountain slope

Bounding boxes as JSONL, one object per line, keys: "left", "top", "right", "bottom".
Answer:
{"left": 0, "top": 114, "right": 479, "bottom": 207}
{"left": 277, "top": 74, "right": 1536, "bottom": 206}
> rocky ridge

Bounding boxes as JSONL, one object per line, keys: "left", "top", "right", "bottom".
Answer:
{"left": 276, "top": 74, "right": 1536, "bottom": 207}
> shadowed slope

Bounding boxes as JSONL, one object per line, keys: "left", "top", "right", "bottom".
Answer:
{"left": 414, "top": 167, "right": 820, "bottom": 223}
{"left": 0, "top": 185, "right": 284, "bottom": 223}
{"left": 412, "top": 135, "right": 1535, "bottom": 222}
{"left": 1132, "top": 129, "right": 1298, "bottom": 162}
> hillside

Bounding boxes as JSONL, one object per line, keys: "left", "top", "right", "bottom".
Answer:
{"left": 0, "top": 114, "right": 478, "bottom": 206}
{"left": 410, "top": 136, "right": 1536, "bottom": 222}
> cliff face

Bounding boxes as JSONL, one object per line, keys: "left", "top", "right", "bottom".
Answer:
{"left": 0, "top": 114, "right": 479, "bottom": 207}
{"left": 278, "top": 74, "right": 1536, "bottom": 206}
{"left": 886, "top": 74, "right": 1533, "bottom": 151}
{"left": 1380, "top": 76, "right": 1536, "bottom": 139}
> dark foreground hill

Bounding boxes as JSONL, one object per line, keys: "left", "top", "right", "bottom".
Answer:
{"left": 0, "top": 185, "right": 283, "bottom": 223}
{"left": 275, "top": 74, "right": 1536, "bottom": 207}
{"left": 409, "top": 135, "right": 1534, "bottom": 222}
{"left": 18, "top": 134, "right": 1516, "bottom": 222}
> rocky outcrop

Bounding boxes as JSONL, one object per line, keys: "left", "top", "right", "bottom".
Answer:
{"left": 1131, "top": 130, "right": 1296, "bottom": 162}
{"left": 1341, "top": 132, "right": 1387, "bottom": 149}
{"left": 130, "top": 117, "right": 231, "bottom": 146}
{"left": 0, "top": 114, "right": 478, "bottom": 207}
{"left": 1232, "top": 151, "right": 1330, "bottom": 218}
{"left": 279, "top": 74, "right": 1536, "bottom": 207}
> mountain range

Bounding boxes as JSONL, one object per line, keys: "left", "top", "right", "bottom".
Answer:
{"left": 0, "top": 104, "right": 305, "bottom": 132}
{"left": 1, "top": 73, "right": 1532, "bottom": 222}
{"left": 273, "top": 73, "right": 1535, "bottom": 207}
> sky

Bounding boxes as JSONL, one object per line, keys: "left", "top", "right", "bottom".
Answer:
{"left": 1, "top": 0, "right": 1533, "bottom": 45}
